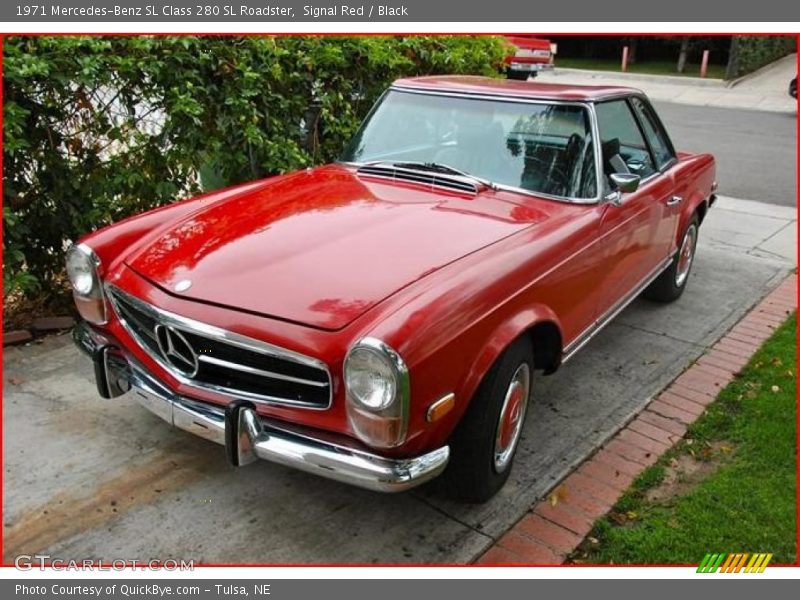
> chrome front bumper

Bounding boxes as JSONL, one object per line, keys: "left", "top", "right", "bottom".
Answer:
{"left": 508, "top": 62, "right": 554, "bottom": 72}
{"left": 74, "top": 322, "right": 449, "bottom": 493}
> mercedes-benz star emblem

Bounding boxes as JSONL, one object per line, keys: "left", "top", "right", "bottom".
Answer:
{"left": 174, "top": 279, "right": 192, "bottom": 292}
{"left": 154, "top": 325, "right": 199, "bottom": 377}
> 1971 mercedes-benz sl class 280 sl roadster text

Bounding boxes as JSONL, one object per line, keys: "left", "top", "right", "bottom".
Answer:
{"left": 69, "top": 76, "right": 716, "bottom": 502}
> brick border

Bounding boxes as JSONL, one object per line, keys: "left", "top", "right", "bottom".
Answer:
{"left": 476, "top": 274, "right": 797, "bottom": 565}
{"left": 2, "top": 316, "right": 76, "bottom": 347}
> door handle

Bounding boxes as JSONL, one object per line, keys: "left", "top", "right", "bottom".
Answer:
{"left": 666, "top": 195, "right": 683, "bottom": 206}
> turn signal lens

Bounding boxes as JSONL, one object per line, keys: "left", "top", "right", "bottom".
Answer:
{"left": 346, "top": 405, "right": 406, "bottom": 449}
{"left": 426, "top": 393, "right": 455, "bottom": 423}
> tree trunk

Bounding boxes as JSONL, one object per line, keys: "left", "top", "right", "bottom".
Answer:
{"left": 677, "top": 36, "right": 690, "bottom": 73}
{"left": 725, "top": 36, "right": 740, "bottom": 80}
{"left": 628, "top": 37, "right": 639, "bottom": 64}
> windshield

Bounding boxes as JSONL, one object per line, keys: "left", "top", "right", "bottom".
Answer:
{"left": 341, "top": 90, "right": 598, "bottom": 200}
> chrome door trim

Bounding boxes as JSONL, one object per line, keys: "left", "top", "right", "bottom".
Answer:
{"left": 561, "top": 254, "right": 674, "bottom": 363}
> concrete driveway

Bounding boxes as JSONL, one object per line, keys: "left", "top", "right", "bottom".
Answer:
{"left": 3, "top": 196, "right": 794, "bottom": 565}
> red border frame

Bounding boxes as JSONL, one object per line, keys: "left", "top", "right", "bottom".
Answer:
{"left": 0, "top": 31, "right": 797, "bottom": 570}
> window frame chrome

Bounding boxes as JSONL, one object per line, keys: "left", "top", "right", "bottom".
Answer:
{"left": 341, "top": 86, "right": 607, "bottom": 205}
{"left": 627, "top": 93, "right": 679, "bottom": 172}
{"left": 594, "top": 93, "right": 681, "bottom": 202}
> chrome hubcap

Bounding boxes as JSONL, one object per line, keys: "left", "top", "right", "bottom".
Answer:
{"left": 493, "top": 363, "right": 531, "bottom": 473}
{"left": 675, "top": 223, "right": 697, "bottom": 288}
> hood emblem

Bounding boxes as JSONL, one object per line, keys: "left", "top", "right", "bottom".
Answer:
{"left": 154, "top": 325, "right": 199, "bottom": 378}
{"left": 174, "top": 279, "right": 192, "bottom": 292}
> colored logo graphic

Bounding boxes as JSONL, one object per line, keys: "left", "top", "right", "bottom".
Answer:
{"left": 697, "top": 553, "right": 772, "bottom": 573}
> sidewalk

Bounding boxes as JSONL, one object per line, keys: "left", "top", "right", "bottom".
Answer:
{"left": 702, "top": 195, "right": 796, "bottom": 264}
{"left": 538, "top": 54, "right": 797, "bottom": 113}
{"left": 477, "top": 273, "right": 797, "bottom": 565}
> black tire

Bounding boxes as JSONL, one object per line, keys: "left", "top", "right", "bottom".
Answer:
{"left": 441, "top": 336, "right": 534, "bottom": 502}
{"left": 643, "top": 215, "right": 700, "bottom": 303}
{"left": 507, "top": 69, "right": 530, "bottom": 81}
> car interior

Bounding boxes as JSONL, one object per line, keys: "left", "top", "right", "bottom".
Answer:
{"left": 346, "top": 92, "right": 676, "bottom": 202}
{"left": 432, "top": 109, "right": 598, "bottom": 199}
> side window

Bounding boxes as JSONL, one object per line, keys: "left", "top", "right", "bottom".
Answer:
{"left": 630, "top": 97, "right": 676, "bottom": 170}
{"left": 594, "top": 100, "right": 656, "bottom": 190}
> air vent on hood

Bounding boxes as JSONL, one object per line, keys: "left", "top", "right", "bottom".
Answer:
{"left": 356, "top": 165, "right": 479, "bottom": 195}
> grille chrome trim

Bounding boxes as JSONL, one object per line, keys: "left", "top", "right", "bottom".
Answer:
{"left": 197, "top": 354, "right": 329, "bottom": 389}
{"left": 107, "top": 285, "right": 333, "bottom": 410}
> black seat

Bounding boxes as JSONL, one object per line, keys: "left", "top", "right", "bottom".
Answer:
{"left": 601, "top": 138, "right": 630, "bottom": 176}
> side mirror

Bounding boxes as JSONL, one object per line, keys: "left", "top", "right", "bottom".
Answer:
{"left": 610, "top": 172, "right": 641, "bottom": 194}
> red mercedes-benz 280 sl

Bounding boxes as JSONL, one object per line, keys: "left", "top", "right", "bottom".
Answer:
{"left": 69, "top": 76, "right": 716, "bottom": 501}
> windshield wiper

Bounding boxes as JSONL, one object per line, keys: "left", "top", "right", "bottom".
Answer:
{"left": 365, "top": 160, "right": 498, "bottom": 191}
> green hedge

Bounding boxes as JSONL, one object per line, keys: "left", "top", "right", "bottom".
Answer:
{"left": 726, "top": 36, "right": 796, "bottom": 79}
{"left": 3, "top": 35, "right": 509, "bottom": 299}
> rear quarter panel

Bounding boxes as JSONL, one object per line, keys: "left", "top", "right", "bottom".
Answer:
{"left": 673, "top": 151, "right": 716, "bottom": 244}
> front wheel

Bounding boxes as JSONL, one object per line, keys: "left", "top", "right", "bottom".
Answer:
{"left": 643, "top": 215, "right": 700, "bottom": 303}
{"left": 442, "top": 337, "right": 534, "bottom": 502}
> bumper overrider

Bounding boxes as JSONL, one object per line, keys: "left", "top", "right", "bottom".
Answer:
{"left": 73, "top": 321, "right": 449, "bottom": 493}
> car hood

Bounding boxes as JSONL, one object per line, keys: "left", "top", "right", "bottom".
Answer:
{"left": 126, "top": 165, "right": 544, "bottom": 331}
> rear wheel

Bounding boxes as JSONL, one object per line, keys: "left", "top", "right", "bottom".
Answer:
{"left": 643, "top": 215, "right": 700, "bottom": 303}
{"left": 442, "top": 336, "right": 534, "bottom": 502}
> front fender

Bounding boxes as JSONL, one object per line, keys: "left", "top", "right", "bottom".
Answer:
{"left": 77, "top": 179, "right": 275, "bottom": 274}
{"left": 391, "top": 301, "right": 564, "bottom": 456}
{"left": 457, "top": 304, "right": 563, "bottom": 411}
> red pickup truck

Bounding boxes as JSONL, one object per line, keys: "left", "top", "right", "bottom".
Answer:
{"left": 69, "top": 76, "right": 716, "bottom": 502}
{"left": 504, "top": 35, "right": 555, "bottom": 80}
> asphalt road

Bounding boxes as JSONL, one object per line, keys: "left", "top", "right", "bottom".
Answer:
{"left": 654, "top": 102, "right": 797, "bottom": 207}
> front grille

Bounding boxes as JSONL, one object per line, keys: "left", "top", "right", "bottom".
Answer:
{"left": 107, "top": 286, "right": 331, "bottom": 409}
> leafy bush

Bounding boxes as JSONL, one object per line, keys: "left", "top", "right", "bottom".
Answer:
{"left": 3, "top": 35, "right": 508, "bottom": 299}
{"left": 726, "top": 35, "right": 796, "bottom": 79}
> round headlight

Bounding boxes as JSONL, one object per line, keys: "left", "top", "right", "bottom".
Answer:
{"left": 344, "top": 338, "right": 410, "bottom": 448}
{"left": 66, "top": 245, "right": 98, "bottom": 296}
{"left": 344, "top": 345, "right": 398, "bottom": 411}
